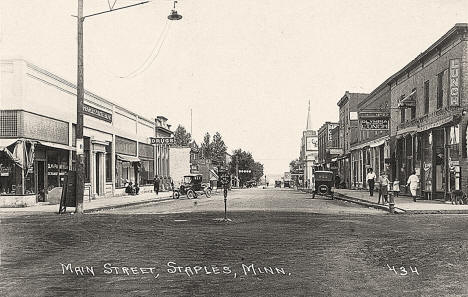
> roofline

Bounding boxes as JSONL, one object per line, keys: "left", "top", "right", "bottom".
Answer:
{"left": 389, "top": 23, "right": 468, "bottom": 83}
{"left": 1, "top": 58, "right": 156, "bottom": 125}
{"left": 357, "top": 78, "right": 392, "bottom": 109}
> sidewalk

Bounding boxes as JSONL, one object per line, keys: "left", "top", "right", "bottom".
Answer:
{"left": 0, "top": 191, "right": 174, "bottom": 214}
{"left": 334, "top": 189, "right": 468, "bottom": 214}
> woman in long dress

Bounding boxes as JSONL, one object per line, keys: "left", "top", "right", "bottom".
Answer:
{"left": 407, "top": 171, "right": 419, "bottom": 202}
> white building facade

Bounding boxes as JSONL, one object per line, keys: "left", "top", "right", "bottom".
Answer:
{"left": 0, "top": 59, "right": 159, "bottom": 206}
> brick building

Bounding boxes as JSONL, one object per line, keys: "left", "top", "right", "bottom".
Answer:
{"left": 336, "top": 91, "right": 368, "bottom": 189}
{"left": 349, "top": 81, "right": 391, "bottom": 189}
{"left": 317, "top": 121, "right": 339, "bottom": 171}
{"left": 390, "top": 23, "right": 468, "bottom": 200}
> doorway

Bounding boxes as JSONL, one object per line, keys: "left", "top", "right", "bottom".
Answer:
{"left": 37, "top": 161, "right": 46, "bottom": 202}
{"left": 95, "top": 154, "right": 100, "bottom": 196}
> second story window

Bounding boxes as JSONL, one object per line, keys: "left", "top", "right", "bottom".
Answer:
{"left": 424, "top": 80, "right": 430, "bottom": 114}
{"left": 437, "top": 72, "right": 443, "bottom": 109}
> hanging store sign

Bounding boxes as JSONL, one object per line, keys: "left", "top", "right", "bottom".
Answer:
{"left": 150, "top": 137, "right": 175, "bottom": 145}
{"left": 449, "top": 59, "right": 460, "bottom": 106}
{"left": 83, "top": 104, "right": 112, "bottom": 123}
{"left": 358, "top": 111, "right": 390, "bottom": 119}
{"left": 360, "top": 119, "right": 389, "bottom": 131}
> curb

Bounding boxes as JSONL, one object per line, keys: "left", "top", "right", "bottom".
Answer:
{"left": 84, "top": 195, "right": 174, "bottom": 213}
{"left": 333, "top": 193, "right": 406, "bottom": 214}
{"left": 83, "top": 191, "right": 222, "bottom": 213}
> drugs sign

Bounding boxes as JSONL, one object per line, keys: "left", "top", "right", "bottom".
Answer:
{"left": 360, "top": 119, "right": 389, "bottom": 131}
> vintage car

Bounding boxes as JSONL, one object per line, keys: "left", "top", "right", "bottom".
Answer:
{"left": 173, "top": 174, "right": 212, "bottom": 199}
{"left": 245, "top": 180, "right": 257, "bottom": 188}
{"left": 311, "top": 171, "right": 334, "bottom": 199}
{"left": 275, "top": 180, "right": 282, "bottom": 188}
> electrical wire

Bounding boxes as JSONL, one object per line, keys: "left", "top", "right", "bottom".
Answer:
{"left": 118, "top": 18, "right": 172, "bottom": 78}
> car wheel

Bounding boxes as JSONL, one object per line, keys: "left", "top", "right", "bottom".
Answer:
{"left": 173, "top": 191, "right": 180, "bottom": 199}
{"left": 205, "top": 188, "right": 212, "bottom": 198}
{"left": 187, "top": 190, "right": 195, "bottom": 199}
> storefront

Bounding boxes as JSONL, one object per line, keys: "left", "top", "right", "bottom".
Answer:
{"left": 0, "top": 138, "right": 74, "bottom": 206}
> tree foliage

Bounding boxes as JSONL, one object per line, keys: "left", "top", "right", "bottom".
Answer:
{"left": 173, "top": 125, "right": 192, "bottom": 146}
{"left": 200, "top": 132, "right": 227, "bottom": 165}
{"left": 229, "top": 149, "right": 264, "bottom": 185}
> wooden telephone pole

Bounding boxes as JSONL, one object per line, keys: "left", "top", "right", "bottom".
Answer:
{"left": 75, "top": 0, "right": 84, "bottom": 213}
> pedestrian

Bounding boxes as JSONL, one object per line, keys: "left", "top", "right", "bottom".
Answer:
{"left": 366, "top": 168, "right": 376, "bottom": 196}
{"left": 407, "top": 171, "right": 419, "bottom": 202}
{"left": 153, "top": 175, "right": 160, "bottom": 195}
{"left": 378, "top": 171, "right": 390, "bottom": 205}
{"left": 335, "top": 175, "right": 341, "bottom": 188}
{"left": 393, "top": 180, "right": 400, "bottom": 197}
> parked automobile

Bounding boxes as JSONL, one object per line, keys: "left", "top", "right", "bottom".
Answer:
{"left": 173, "top": 174, "right": 212, "bottom": 199}
{"left": 275, "top": 180, "right": 282, "bottom": 188}
{"left": 311, "top": 171, "right": 334, "bottom": 199}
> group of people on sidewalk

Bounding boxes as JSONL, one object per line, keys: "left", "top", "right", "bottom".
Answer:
{"left": 366, "top": 168, "right": 419, "bottom": 204}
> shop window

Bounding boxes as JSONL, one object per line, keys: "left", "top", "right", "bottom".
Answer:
{"left": 139, "top": 159, "right": 154, "bottom": 185}
{"left": 115, "top": 160, "right": 136, "bottom": 188}
{"left": 424, "top": 80, "right": 430, "bottom": 114}
{"left": 0, "top": 159, "right": 22, "bottom": 195}
{"left": 437, "top": 72, "right": 443, "bottom": 109}
{"left": 105, "top": 143, "right": 112, "bottom": 182}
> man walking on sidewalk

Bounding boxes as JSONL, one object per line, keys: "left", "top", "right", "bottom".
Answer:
{"left": 407, "top": 171, "right": 419, "bottom": 202}
{"left": 366, "top": 168, "right": 376, "bottom": 196}
{"left": 154, "top": 175, "right": 160, "bottom": 196}
{"left": 378, "top": 171, "right": 390, "bottom": 205}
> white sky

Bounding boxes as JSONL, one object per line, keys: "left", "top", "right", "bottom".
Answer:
{"left": 1, "top": 0, "right": 468, "bottom": 175}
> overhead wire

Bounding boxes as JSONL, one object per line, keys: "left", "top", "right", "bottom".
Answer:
{"left": 118, "top": 18, "right": 172, "bottom": 78}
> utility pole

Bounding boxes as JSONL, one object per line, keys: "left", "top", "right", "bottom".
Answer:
{"left": 75, "top": 0, "right": 84, "bottom": 213}
{"left": 74, "top": 0, "right": 170, "bottom": 213}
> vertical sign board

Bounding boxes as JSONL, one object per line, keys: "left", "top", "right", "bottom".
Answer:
{"left": 59, "top": 171, "right": 77, "bottom": 213}
{"left": 450, "top": 59, "right": 460, "bottom": 106}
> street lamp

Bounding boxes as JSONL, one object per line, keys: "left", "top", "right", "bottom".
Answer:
{"left": 75, "top": 0, "right": 180, "bottom": 213}
{"left": 168, "top": 1, "right": 182, "bottom": 20}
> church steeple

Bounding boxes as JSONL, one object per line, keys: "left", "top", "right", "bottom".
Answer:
{"left": 306, "top": 100, "right": 313, "bottom": 130}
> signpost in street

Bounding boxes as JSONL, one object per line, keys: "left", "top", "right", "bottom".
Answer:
{"left": 219, "top": 171, "right": 231, "bottom": 221}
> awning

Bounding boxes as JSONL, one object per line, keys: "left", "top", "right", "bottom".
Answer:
{"left": 0, "top": 138, "right": 19, "bottom": 149}
{"left": 116, "top": 154, "right": 140, "bottom": 163}
{"left": 417, "top": 116, "right": 454, "bottom": 133}
{"left": 209, "top": 169, "right": 219, "bottom": 181}
{"left": 37, "top": 140, "right": 76, "bottom": 151}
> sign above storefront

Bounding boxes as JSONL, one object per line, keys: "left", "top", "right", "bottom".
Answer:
{"left": 360, "top": 119, "right": 389, "bottom": 131}
{"left": 150, "top": 137, "right": 175, "bottom": 145}
{"left": 450, "top": 59, "right": 460, "bottom": 106}
{"left": 358, "top": 111, "right": 390, "bottom": 119}
{"left": 83, "top": 104, "right": 112, "bottom": 123}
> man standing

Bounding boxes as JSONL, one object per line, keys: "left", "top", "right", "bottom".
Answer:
{"left": 366, "top": 168, "right": 376, "bottom": 196}
{"left": 378, "top": 171, "right": 390, "bottom": 205}
{"left": 154, "top": 175, "right": 160, "bottom": 196}
{"left": 407, "top": 171, "right": 419, "bottom": 202}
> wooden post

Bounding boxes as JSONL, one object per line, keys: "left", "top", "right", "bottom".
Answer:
{"left": 75, "top": 0, "right": 84, "bottom": 213}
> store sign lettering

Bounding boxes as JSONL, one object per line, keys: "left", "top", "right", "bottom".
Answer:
{"left": 83, "top": 104, "right": 113, "bottom": 123}
{"left": 150, "top": 137, "right": 175, "bottom": 145}
{"left": 360, "top": 119, "right": 389, "bottom": 131}
{"left": 449, "top": 59, "right": 460, "bottom": 106}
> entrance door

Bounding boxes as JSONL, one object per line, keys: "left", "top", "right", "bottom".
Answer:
{"left": 37, "top": 161, "right": 46, "bottom": 202}
{"left": 95, "top": 154, "right": 100, "bottom": 196}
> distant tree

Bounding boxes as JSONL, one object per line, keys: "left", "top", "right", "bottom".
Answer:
{"left": 229, "top": 149, "right": 264, "bottom": 185}
{"left": 173, "top": 125, "right": 192, "bottom": 146}
{"left": 200, "top": 132, "right": 212, "bottom": 159}
{"left": 211, "top": 132, "right": 227, "bottom": 165}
